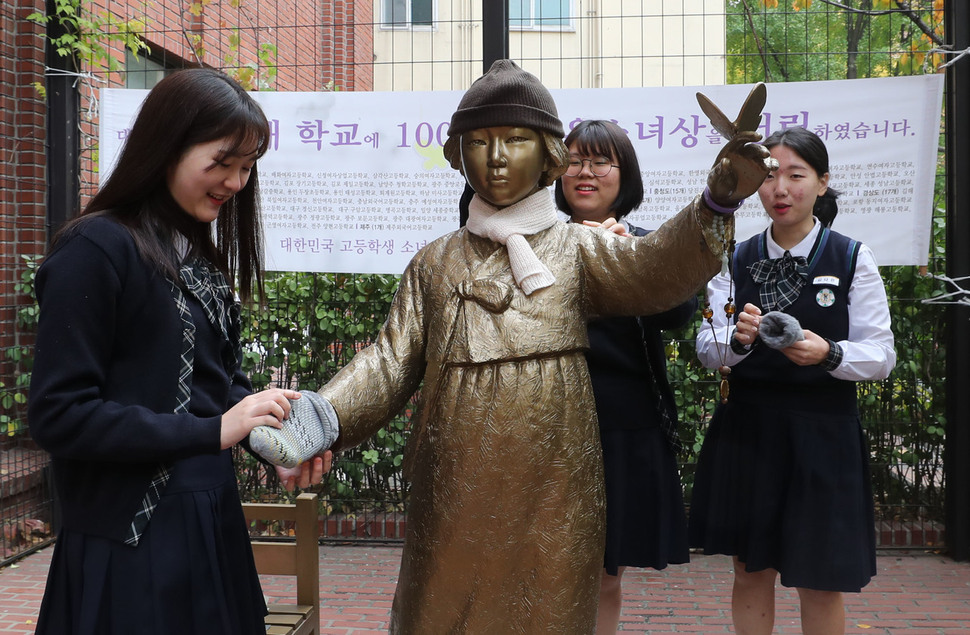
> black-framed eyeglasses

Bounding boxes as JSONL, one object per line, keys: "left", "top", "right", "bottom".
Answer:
{"left": 564, "top": 157, "right": 620, "bottom": 178}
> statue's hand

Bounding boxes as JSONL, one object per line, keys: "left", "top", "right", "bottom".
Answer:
{"left": 581, "top": 218, "right": 631, "bottom": 237}
{"left": 697, "top": 82, "right": 778, "bottom": 207}
{"left": 707, "top": 130, "right": 777, "bottom": 206}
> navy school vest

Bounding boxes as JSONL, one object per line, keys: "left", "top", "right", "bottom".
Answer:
{"left": 729, "top": 226, "right": 861, "bottom": 406}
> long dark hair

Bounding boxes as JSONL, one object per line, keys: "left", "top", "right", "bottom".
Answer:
{"left": 554, "top": 120, "right": 644, "bottom": 220}
{"left": 762, "top": 126, "right": 841, "bottom": 228}
{"left": 59, "top": 68, "right": 271, "bottom": 303}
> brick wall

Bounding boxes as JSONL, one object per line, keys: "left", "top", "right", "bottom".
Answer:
{"left": 75, "top": 0, "right": 375, "bottom": 207}
{"left": 321, "top": 0, "right": 375, "bottom": 91}
{"left": 0, "top": 0, "right": 374, "bottom": 431}
{"left": 0, "top": 1, "right": 46, "bottom": 418}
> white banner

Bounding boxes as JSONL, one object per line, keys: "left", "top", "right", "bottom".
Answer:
{"left": 101, "top": 74, "right": 943, "bottom": 272}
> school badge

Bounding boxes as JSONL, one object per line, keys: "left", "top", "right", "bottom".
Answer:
{"left": 816, "top": 288, "right": 836, "bottom": 307}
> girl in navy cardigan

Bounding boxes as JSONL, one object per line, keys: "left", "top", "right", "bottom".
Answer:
{"left": 28, "top": 68, "right": 327, "bottom": 635}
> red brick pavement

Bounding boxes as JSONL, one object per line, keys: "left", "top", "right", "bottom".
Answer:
{"left": 1, "top": 544, "right": 968, "bottom": 634}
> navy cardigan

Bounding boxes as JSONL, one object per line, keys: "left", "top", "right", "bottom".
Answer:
{"left": 28, "top": 216, "right": 251, "bottom": 542}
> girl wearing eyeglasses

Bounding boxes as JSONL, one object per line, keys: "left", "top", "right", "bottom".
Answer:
{"left": 555, "top": 119, "right": 696, "bottom": 634}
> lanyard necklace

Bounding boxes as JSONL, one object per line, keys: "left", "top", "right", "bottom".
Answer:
{"left": 702, "top": 212, "right": 736, "bottom": 405}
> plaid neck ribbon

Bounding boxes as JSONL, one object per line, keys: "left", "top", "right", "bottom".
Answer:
{"left": 124, "top": 259, "right": 239, "bottom": 546}
{"left": 748, "top": 250, "right": 809, "bottom": 313}
{"left": 178, "top": 260, "right": 241, "bottom": 376}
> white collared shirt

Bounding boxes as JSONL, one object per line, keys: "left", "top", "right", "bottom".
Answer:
{"left": 696, "top": 218, "right": 896, "bottom": 381}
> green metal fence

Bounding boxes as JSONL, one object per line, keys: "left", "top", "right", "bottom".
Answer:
{"left": 1, "top": 1, "right": 955, "bottom": 566}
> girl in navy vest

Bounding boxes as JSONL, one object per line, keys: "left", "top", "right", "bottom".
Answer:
{"left": 688, "top": 126, "right": 896, "bottom": 635}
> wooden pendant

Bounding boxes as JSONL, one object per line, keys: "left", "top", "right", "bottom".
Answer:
{"left": 718, "top": 365, "right": 731, "bottom": 403}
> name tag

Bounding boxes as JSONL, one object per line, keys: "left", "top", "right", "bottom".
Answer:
{"left": 813, "top": 275, "right": 840, "bottom": 287}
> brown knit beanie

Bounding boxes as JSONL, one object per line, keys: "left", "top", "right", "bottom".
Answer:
{"left": 447, "top": 59, "right": 564, "bottom": 138}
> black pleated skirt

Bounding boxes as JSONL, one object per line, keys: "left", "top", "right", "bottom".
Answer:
{"left": 688, "top": 393, "right": 876, "bottom": 593}
{"left": 35, "top": 450, "right": 267, "bottom": 635}
{"left": 600, "top": 426, "right": 689, "bottom": 576}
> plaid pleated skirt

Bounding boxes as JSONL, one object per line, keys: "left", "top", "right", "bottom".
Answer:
{"left": 688, "top": 390, "right": 876, "bottom": 593}
{"left": 600, "top": 425, "right": 689, "bottom": 576}
{"left": 35, "top": 451, "right": 266, "bottom": 635}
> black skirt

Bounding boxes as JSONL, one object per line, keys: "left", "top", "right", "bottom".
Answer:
{"left": 600, "top": 425, "right": 689, "bottom": 576}
{"left": 688, "top": 395, "right": 876, "bottom": 592}
{"left": 35, "top": 450, "right": 266, "bottom": 635}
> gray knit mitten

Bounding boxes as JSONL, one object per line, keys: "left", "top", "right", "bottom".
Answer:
{"left": 249, "top": 390, "right": 339, "bottom": 468}
{"left": 758, "top": 311, "right": 805, "bottom": 350}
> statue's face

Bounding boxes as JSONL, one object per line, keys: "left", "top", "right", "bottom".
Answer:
{"left": 459, "top": 126, "right": 549, "bottom": 208}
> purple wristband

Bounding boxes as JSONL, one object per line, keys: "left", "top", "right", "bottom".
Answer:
{"left": 703, "top": 187, "right": 743, "bottom": 215}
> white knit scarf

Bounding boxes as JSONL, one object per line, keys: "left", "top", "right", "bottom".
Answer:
{"left": 465, "top": 189, "right": 559, "bottom": 295}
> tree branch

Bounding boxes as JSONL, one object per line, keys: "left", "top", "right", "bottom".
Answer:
{"left": 740, "top": 0, "right": 774, "bottom": 81}
{"left": 813, "top": 0, "right": 894, "bottom": 15}
{"left": 892, "top": 1, "right": 945, "bottom": 47}
{"left": 811, "top": 0, "right": 943, "bottom": 47}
